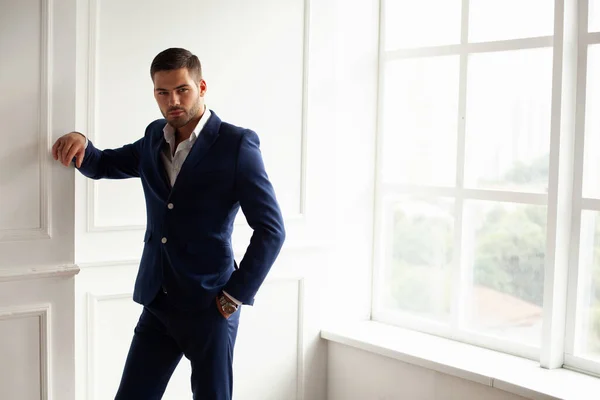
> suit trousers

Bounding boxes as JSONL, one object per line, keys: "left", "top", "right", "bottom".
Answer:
{"left": 114, "top": 288, "right": 241, "bottom": 400}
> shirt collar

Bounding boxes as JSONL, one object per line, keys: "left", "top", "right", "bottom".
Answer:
{"left": 163, "top": 106, "right": 212, "bottom": 146}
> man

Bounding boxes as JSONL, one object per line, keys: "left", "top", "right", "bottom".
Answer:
{"left": 51, "top": 48, "right": 286, "bottom": 399}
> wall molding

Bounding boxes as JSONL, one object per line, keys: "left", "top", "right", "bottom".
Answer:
{"left": 84, "top": 0, "right": 310, "bottom": 232}
{"left": 84, "top": 276, "right": 305, "bottom": 399}
{"left": 298, "top": 0, "right": 311, "bottom": 221}
{"left": 85, "top": 292, "right": 131, "bottom": 400}
{"left": 0, "top": 304, "right": 51, "bottom": 400}
{"left": 0, "top": 264, "right": 79, "bottom": 283}
{"left": 294, "top": 277, "right": 306, "bottom": 400}
{"left": 0, "top": 0, "right": 53, "bottom": 242}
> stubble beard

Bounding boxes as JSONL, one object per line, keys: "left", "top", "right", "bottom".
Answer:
{"left": 165, "top": 98, "right": 202, "bottom": 129}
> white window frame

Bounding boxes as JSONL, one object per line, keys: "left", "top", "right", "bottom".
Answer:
{"left": 372, "top": 0, "right": 600, "bottom": 376}
{"left": 564, "top": 0, "right": 600, "bottom": 377}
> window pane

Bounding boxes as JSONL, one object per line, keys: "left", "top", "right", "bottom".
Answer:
{"left": 464, "top": 48, "right": 553, "bottom": 192}
{"left": 576, "top": 211, "right": 600, "bottom": 361}
{"left": 380, "top": 197, "right": 454, "bottom": 320}
{"left": 591, "top": 0, "right": 600, "bottom": 33}
{"left": 382, "top": 56, "right": 459, "bottom": 186}
{"left": 463, "top": 201, "right": 546, "bottom": 346}
{"left": 582, "top": 46, "right": 600, "bottom": 198}
{"left": 384, "top": 0, "right": 461, "bottom": 50}
{"left": 469, "top": 0, "right": 554, "bottom": 42}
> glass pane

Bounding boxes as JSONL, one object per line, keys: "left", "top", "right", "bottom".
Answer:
{"left": 464, "top": 48, "right": 553, "bottom": 192}
{"left": 381, "top": 197, "right": 455, "bottom": 320}
{"left": 384, "top": 0, "right": 462, "bottom": 50}
{"left": 583, "top": 46, "right": 600, "bottom": 198}
{"left": 591, "top": 0, "right": 600, "bottom": 33}
{"left": 576, "top": 211, "right": 600, "bottom": 361}
{"left": 469, "top": 0, "right": 554, "bottom": 42}
{"left": 463, "top": 201, "right": 546, "bottom": 346}
{"left": 382, "top": 56, "right": 459, "bottom": 186}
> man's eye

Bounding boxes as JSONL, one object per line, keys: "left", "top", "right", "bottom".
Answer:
{"left": 178, "top": 88, "right": 188, "bottom": 93}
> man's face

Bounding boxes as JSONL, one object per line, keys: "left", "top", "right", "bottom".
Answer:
{"left": 153, "top": 68, "right": 206, "bottom": 128}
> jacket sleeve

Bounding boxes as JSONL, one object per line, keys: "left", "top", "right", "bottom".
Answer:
{"left": 76, "top": 137, "right": 144, "bottom": 180}
{"left": 223, "top": 130, "right": 286, "bottom": 305}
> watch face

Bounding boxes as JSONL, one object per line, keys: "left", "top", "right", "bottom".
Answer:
{"left": 223, "top": 304, "right": 237, "bottom": 314}
{"left": 219, "top": 295, "right": 237, "bottom": 314}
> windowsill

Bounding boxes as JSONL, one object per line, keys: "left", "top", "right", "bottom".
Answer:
{"left": 321, "top": 320, "right": 600, "bottom": 400}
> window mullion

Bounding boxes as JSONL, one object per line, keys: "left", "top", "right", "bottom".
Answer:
{"left": 587, "top": 31, "right": 600, "bottom": 44}
{"left": 540, "top": 0, "right": 578, "bottom": 369}
{"left": 370, "top": 0, "right": 387, "bottom": 319}
{"left": 384, "top": 37, "right": 553, "bottom": 61}
{"left": 451, "top": 0, "right": 470, "bottom": 331}
{"left": 564, "top": 0, "right": 590, "bottom": 365}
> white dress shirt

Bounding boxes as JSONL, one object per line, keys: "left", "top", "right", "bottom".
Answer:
{"left": 161, "top": 107, "right": 211, "bottom": 186}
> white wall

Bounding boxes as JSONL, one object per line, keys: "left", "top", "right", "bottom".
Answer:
{"left": 328, "top": 343, "right": 530, "bottom": 400}
{"left": 325, "top": 0, "right": 380, "bottom": 323}
{"left": 72, "top": 0, "right": 336, "bottom": 399}
{"left": 0, "top": 1, "right": 545, "bottom": 399}
{"left": 0, "top": 276, "right": 76, "bottom": 400}
{"left": 0, "top": 0, "right": 78, "bottom": 399}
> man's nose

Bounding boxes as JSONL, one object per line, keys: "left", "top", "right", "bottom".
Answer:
{"left": 168, "top": 92, "right": 180, "bottom": 107}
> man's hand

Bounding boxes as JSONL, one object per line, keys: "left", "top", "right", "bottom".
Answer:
{"left": 52, "top": 132, "right": 86, "bottom": 168}
{"left": 215, "top": 293, "right": 238, "bottom": 320}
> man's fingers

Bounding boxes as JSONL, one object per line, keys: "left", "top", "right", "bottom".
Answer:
{"left": 77, "top": 147, "right": 86, "bottom": 168}
{"left": 52, "top": 133, "right": 86, "bottom": 167}
{"left": 58, "top": 141, "right": 68, "bottom": 163}
{"left": 56, "top": 141, "right": 65, "bottom": 164}
{"left": 60, "top": 142, "right": 73, "bottom": 166}
{"left": 73, "top": 147, "right": 85, "bottom": 168}
{"left": 66, "top": 145, "right": 79, "bottom": 167}
{"left": 51, "top": 140, "right": 62, "bottom": 160}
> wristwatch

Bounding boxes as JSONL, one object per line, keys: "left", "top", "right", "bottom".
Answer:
{"left": 217, "top": 293, "right": 239, "bottom": 315}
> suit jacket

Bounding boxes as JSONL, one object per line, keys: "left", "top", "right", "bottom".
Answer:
{"left": 77, "top": 111, "right": 285, "bottom": 308}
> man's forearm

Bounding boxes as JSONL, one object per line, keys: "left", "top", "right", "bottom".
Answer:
{"left": 76, "top": 138, "right": 143, "bottom": 180}
{"left": 223, "top": 226, "right": 285, "bottom": 305}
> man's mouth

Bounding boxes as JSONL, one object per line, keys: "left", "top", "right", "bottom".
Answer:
{"left": 168, "top": 109, "right": 184, "bottom": 117}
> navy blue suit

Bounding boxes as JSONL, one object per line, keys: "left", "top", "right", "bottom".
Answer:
{"left": 77, "top": 111, "right": 285, "bottom": 399}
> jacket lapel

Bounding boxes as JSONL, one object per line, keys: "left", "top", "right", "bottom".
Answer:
{"left": 188, "top": 112, "right": 221, "bottom": 169}
{"left": 153, "top": 133, "right": 172, "bottom": 194}
{"left": 168, "top": 112, "right": 221, "bottom": 195}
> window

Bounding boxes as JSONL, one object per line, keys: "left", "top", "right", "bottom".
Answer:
{"left": 565, "top": 0, "right": 600, "bottom": 373}
{"left": 373, "top": 0, "right": 600, "bottom": 375}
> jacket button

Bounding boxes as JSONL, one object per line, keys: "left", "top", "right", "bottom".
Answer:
{"left": 161, "top": 237, "right": 167, "bottom": 244}
{"left": 167, "top": 203, "right": 174, "bottom": 209}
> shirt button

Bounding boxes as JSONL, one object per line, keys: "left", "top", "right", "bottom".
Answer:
{"left": 167, "top": 203, "right": 174, "bottom": 209}
{"left": 161, "top": 237, "right": 167, "bottom": 244}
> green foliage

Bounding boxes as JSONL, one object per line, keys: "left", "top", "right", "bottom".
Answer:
{"left": 473, "top": 205, "right": 546, "bottom": 306}
{"left": 387, "top": 155, "right": 600, "bottom": 350}
{"left": 503, "top": 156, "right": 549, "bottom": 185}
{"left": 388, "top": 260, "right": 452, "bottom": 316}
{"left": 392, "top": 208, "right": 453, "bottom": 267}
{"left": 471, "top": 155, "right": 547, "bottom": 306}
{"left": 479, "top": 154, "right": 549, "bottom": 188}
{"left": 388, "top": 204, "right": 453, "bottom": 316}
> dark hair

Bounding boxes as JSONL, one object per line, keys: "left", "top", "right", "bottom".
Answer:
{"left": 150, "top": 48, "right": 202, "bottom": 81}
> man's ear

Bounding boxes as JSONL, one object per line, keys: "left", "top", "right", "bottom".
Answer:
{"left": 198, "top": 79, "right": 207, "bottom": 95}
